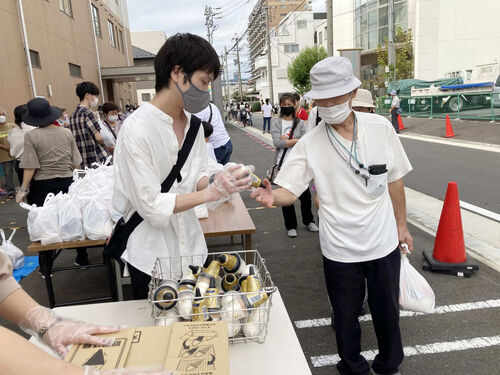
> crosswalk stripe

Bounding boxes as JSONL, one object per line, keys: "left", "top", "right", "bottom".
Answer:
{"left": 311, "top": 335, "right": 500, "bottom": 368}
{"left": 295, "top": 299, "right": 500, "bottom": 329}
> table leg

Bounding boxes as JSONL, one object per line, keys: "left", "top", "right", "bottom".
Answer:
{"left": 38, "top": 251, "right": 56, "bottom": 308}
{"left": 243, "top": 234, "right": 253, "bottom": 264}
{"left": 105, "top": 256, "right": 119, "bottom": 301}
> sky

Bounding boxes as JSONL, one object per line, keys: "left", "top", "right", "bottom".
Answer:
{"left": 126, "top": 0, "right": 326, "bottom": 79}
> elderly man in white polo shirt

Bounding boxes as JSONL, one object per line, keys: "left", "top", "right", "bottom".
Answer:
{"left": 252, "top": 57, "right": 413, "bottom": 375}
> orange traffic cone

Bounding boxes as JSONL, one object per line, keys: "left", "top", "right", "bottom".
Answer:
{"left": 444, "top": 115, "right": 456, "bottom": 138}
{"left": 423, "top": 182, "right": 479, "bottom": 277}
{"left": 397, "top": 114, "right": 406, "bottom": 131}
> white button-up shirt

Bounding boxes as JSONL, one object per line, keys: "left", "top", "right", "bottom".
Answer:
{"left": 113, "top": 103, "right": 209, "bottom": 275}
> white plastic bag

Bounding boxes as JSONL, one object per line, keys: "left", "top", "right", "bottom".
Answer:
{"left": 58, "top": 194, "right": 85, "bottom": 242}
{"left": 399, "top": 253, "right": 435, "bottom": 313}
{"left": 0, "top": 229, "right": 24, "bottom": 269}
{"left": 37, "top": 193, "right": 63, "bottom": 245}
{"left": 20, "top": 202, "right": 43, "bottom": 242}
{"left": 82, "top": 199, "right": 114, "bottom": 240}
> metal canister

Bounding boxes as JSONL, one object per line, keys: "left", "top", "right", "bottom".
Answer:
{"left": 218, "top": 253, "right": 245, "bottom": 275}
{"left": 240, "top": 266, "right": 261, "bottom": 293}
{"left": 221, "top": 273, "right": 240, "bottom": 292}
{"left": 153, "top": 279, "right": 179, "bottom": 311}
{"left": 192, "top": 287, "right": 211, "bottom": 322}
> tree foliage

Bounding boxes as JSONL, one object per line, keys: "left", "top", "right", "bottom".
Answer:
{"left": 287, "top": 46, "right": 327, "bottom": 95}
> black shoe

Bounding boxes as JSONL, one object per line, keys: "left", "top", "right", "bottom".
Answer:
{"left": 74, "top": 253, "right": 89, "bottom": 267}
{"left": 38, "top": 269, "right": 53, "bottom": 279}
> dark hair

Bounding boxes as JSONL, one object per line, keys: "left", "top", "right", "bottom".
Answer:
{"left": 76, "top": 81, "right": 100, "bottom": 101}
{"left": 154, "top": 33, "right": 220, "bottom": 92}
{"left": 202, "top": 121, "right": 213, "bottom": 138}
{"left": 14, "top": 104, "right": 27, "bottom": 127}
{"left": 292, "top": 93, "right": 300, "bottom": 103}
{"left": 279, "top": 93, "right": 299, "bottom": 127}
{"left": 102, "top": 102, "right": 119, "bottom": 114}
{"left": 265, "top": 98, "right": 270, "bottom": 104}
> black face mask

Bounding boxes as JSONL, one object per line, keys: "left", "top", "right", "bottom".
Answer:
{"left": 280, "top": 106, "right": 294, "bottom": 117}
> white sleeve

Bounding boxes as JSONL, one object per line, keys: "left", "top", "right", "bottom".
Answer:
{"left": 387, "top": 128, "right": 412, "bottom": 182}
{"left": 273, "top": 139, "right": 314, "bottom": 197}
{"left": 306, "top": 107, "right": 317, "bottom": 133}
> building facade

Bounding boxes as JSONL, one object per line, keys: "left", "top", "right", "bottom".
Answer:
{"left": 131, "top": 30, "right": 167, "bottom": 55}
{"left": 0, "top": 0, "right": 135, "bottom": 120}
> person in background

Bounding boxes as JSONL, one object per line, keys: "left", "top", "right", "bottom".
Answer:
{"left": 261, "top": 98, "right": 272, "bottom": 134}
{"left": 389, "top": 90, "right": 401, "bottom": 133}
{"left": 58, "top": 108, "right": 70, "bottom": 127}
{"left": 293, "top": 93, "right": 308, "bottom": 121}
{"left": 271, "top": 93, "right": 318, "bottom": 238}
{"left": 202, "top": 120, "right": 217, "bottom": 163}
{"left": 194, "top": 102, "right": 233, "bottom": 165}
{"left": 100, "top": 102, "right": 122, "bottom": 154}
{"left": 352, "top": 89, "right": 376, "bottom": 114}
{"left": 7, "top": 104, "right": 34, "bottom": 186}
{"left": 69, "top": 81, "right": 108, "bottom": 169}
{"left": 0, "top": 107, "right": 16, "bottom": 198}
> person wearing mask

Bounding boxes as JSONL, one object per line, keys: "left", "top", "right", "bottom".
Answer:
{"left": 113, "top": 33, "right": 252, "bottom": 299}
{"left": 69, "top": 81, "right": 108, "bottom": 169}
{"left": 352, "top": 89, "right": 377, "bottom": 114}
{"left": 293, "top": 93, "right": 308, "bottom": 121}
{"left": 261, "top": 98, "right": 272, "bottom": 134}
{"left": 252, "top": 57, "right": 413, "bottom": 375}
{"left": 58, "top": 108, "right": 70, "bottom": 128}
{"left": 16, "top": 98, "right": 85, "bottom": 268}
{"left": 0, "top": 107, "right": 16, "bottom": 198}
{"left": 7, "top": 104, "right": 35, "bottom": 186}
{"left": 100, "top": 102, "right": 122, "bottom": 154}
{"left": 271, "top": 93, "right": 318, "bottom": 238}
{"left": 194, "top": 103, "right": 233, "bottom": 165}
{"left": 389, "top": 90, "right": 401, "bottom": 133}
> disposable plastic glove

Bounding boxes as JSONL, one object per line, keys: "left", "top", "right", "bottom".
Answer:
{"left": 15, "top": 190, "right": 27, "bottom": 203}
{"left": 84, "top": 367, "right": 178, "bottom": 375}
{"left": 204, "top": 163, "right": 252, "bottom": 202}
{"left": 19, "top": 306, "right": 119, "bottom": 358}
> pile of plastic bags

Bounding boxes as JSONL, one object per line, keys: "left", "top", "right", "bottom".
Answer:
{"left": 0, "top": 229, "right": 24, "bottom": 269}
{"left": 21, "top": 158, "right": 117, "bottom": 245}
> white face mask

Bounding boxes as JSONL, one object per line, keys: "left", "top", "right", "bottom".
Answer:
{"left": 318, "top": 97, "right": 352, "bottom": 124}
{"left": 89, "top": 96, "right": 99, "bottom": 109}
{"left": 108, "top": 115, "right": 118, "bottom": 122}
{"left": 0, "top": 116, "right": 6, "bottom": 123}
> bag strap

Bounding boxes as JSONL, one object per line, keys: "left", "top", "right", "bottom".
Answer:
{"left": 315, "top": 108, "right": 321, "bottom": 126}
{"left": 208, "top": 104, "right": 213, "bottom": 124}
{"left": 0, "top": 229, "right": 5, "bottom": 243}
{"left": 277, "top": 119, "right": 298, "bottom": 169}
{"left": 7, "top": 229, "right": 16, "bottom": 242}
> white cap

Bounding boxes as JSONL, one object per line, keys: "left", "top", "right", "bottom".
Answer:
{"left": 305, "top": 57, "right": 361, "bottom": 99}
{"left": 352, "top": 89, "right": 376, "bottom": 109}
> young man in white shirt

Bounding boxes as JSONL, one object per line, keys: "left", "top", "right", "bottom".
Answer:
{"left": 113, "top": 33, "right": 252, "bottom": 299}
{"left": 261, "top": 98, "right": 273, "bottom": 134}
{"left": 252, "top": 57, "right": 413, "bottom": 375}
{"left": 390, "top": 90, "right": 401, "bottom": 134}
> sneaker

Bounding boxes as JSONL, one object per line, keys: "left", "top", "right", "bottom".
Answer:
{"left": 7, "top": 193, "right": 15, "bottom": 199}
{"left": 306, "top": 222, "right": 319, "bottom": 232}
{"left": 74, "top": 253, "right": 89, "bottom": 267}
{"left": 38, "top": 270, "right": 53, "bottom": 279}
{"left": 287, "top": 229, "right": 297, "bottom": 238}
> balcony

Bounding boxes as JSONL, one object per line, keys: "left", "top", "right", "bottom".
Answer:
{"left": 254, "top": 55, "right": 268, "bottom": 71}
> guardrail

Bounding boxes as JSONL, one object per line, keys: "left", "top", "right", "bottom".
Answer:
{"left": 376, "top": 92, "right": 500, "bottom": 121}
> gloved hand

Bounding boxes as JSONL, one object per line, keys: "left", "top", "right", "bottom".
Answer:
{"left": 15, "top": 190, "right": 27, "bottom": 203}
{"left": 84, "top": 367, "right": 178, "bottom": 375}
{"left": 204, "top": 163, "right": 252, "bottom": 202}
{"left": 19, "top": 306, "right": 119, "bottom": 358}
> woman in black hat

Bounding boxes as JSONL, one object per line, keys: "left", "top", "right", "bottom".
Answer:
{"left": 16, "top": 98, "right": 82, "bottom": 206}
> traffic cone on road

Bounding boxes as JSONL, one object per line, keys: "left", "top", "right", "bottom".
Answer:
{"left": 397, "top": 114, "right": 406, "bottom": 131}
{"left": 444, "top": 115, "right": 456, "bottom": 138}
{"left": 423, "top": 182, "right": 479, "bottom": 277}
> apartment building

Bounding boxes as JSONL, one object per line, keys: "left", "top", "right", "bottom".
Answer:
{"left": 248, "top": 0, "right": 311, "bottom": 85}
{"left": 0, "top": 0, "right": 135, "bottom": 119}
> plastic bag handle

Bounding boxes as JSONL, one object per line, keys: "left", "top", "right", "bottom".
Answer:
{"left": 400, "top": 243, "right": 410, "bottom": 254}
{"left": 0, "top": 229, "right": 5, "bottom": 243}
{"left": 7, "top": 229, "right": 16, "bottom": 242}
{"left": 19, "top": 202, "right": 35, "bottom": 211}
{"left": 43, "top": 192, "right": 55, "bottom": 206}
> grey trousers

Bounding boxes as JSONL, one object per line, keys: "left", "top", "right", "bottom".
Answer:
{"left": 1, "top": 160, "right": 16, "bottom": 194}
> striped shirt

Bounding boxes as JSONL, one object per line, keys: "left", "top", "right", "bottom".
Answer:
{"left": 69, "top": 105, "right": 108, "bottom": 168}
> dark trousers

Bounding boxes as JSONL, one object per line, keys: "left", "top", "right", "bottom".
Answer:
{"left": 263, "top": 117, "right": 271, "bottom": 132}
{"left": 128, "top": 262, "right": 152, "bottom": 299}
{"left": 14, "top": 160, "right": 23, "bottom": 186}
{"left": 214, "top": 139, "right": 233, "bottom": 165}
{"left": 281, "top": 188, "right": 314, "bottom": 230}
{"left": 391, "top": 110, "right": 399, "bottom": 133}
{"left": 323, "top": 248, "right": 403, "bottom": 375}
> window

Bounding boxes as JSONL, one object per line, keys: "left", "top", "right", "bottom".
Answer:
{"left": 115, "top": 26, "right": 120, "bottom": 50}
{"left": 318, "top": 31, "right": 323, "bottom": 44}
{"left": 59, "top": 0, "right": 72, "bottom": 17}
{"left": 29, "top": 50, "right": 41, "bottom": 68}
{"left": 297, "top": 20, "right": 307, "bottom": 29}
{"left": 108, "top": 20, "right": 116, "bottom": 47}
{"left": 118, "top": 30, "right": 125, "bottom": 54}
{"left": 142, "top": 93, "right": 151, "bottom": 102}
{"left": 284, "top": 44, "right": 299, "bottom": 53}
{"left": 91, "top": 5, "right": 101, "bottom": 38}
{"left": 68, "top": 63, "right": 82, "bottom": 78}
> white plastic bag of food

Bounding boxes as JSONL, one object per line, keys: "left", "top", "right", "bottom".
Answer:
{"left": 58, "top": 194, "right": 85, "bottom": 242}
{"left": 0, "top": 229, "right": 24, "bottom": 269}
{"left": 37, "top": 193, "right": 63, "bottom": 245}
{"left": 20, "top": 202, "right": 43, "bottom": 242}
{"left": 399, "top": 253, "right": 435, "bottom": 313}
{"left": 82, "top": 199, "right": 114, "bottom": 240}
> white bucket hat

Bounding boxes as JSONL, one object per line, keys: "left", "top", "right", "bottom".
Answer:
{"left": 305, "top": 56, "right": 361, "bottom": 99}
{"left": 352, "top": 88, "right": 376, "bottom": 109}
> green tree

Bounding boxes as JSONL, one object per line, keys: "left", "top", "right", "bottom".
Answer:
{"left": 287, "top": 46, "right": 327, "bottom": 95}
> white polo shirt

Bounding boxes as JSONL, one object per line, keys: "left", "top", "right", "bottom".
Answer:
{"left": 274, "top": 111, "right": 412, "bottom": 263}
{"left": 194, "top": 103, "right": 230, "bottom": 149}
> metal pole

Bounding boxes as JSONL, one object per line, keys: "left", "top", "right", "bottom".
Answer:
{"left": 326, "top": 0, "right": 333, "bottom": 56}
{"left": 234, "top": 34, "right": 243, "bottom": 101}
{"left": 388, "top": 0, "right": 396, "bottom": 82}
{"left": 88, "top": 0, "right": 105, "bottom": 102}
{"left": 265, "top": 1, "right": 274, "bottom": 103}
{"left": 224, "top": 46, "right": 230, "bottom": 103}
{"left": 17, "top": 0, "right": 36, "bottom": 97}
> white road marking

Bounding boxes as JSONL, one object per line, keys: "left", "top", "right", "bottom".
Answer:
{"left": 311, "top": 335, "right": 500, "bottom": 367}
{"left": 460, "top": 201, "right": 500, "bottom": 222}
{"left": 398, "top": 133, "right": 500, "bottom": 153}
{"left": 294, "top": 299, "right": 500, "bottom": 329}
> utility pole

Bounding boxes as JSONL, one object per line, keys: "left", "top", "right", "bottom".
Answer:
{"left": 204, "top": 5, "right": 224, "bottom": 114}
{"left": 233, "top": 33, "right": 243, "bottom": 102}
{"left": 326, "top": 0, "right": 333, "bottom": 56}
{"left": 264, "top": 0, "right": 274, "bottom": 104}
{"left": 388, "top": 0, "right": 396, "bottom": 81}
{"left": 224, "top": 45, "right": 230, "bottom": 104}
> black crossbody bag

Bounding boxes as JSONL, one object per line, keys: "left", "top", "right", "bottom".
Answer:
{"left": 265, "top": 118, "right": 298, "bottom": 185}
{"left": 104, "top": 115, "right": 202, "bottom": 261}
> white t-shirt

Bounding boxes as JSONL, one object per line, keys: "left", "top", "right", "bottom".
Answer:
{"left": 194, "top": 103, "right": 230, "bottom": 149}
{"left": 274, "top": 111, "right": 412, "bottom": 263}
{"left": 206, "top": 142, "right": 217, "bottom": 163}
{"left": 306, "top": 106, "right": 319, "bottom": 133}
{"left": 277, "top": 119, "right": 294, "bottom": 162}
{"left": 7, "top": 123, "right": 35, "bottom": 159}
{"left": 262, "top": 104, "right": 273, "bottom": 118}
{"left": 100, "top": 121, "right": 116, "bottom": 147}
{"left": 392, "top": 96, "right": 400, "bottom": 108}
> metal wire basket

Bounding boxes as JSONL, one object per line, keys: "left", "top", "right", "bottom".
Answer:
{"left": 148, "top": 250, "right": 277, "bottom": 343}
